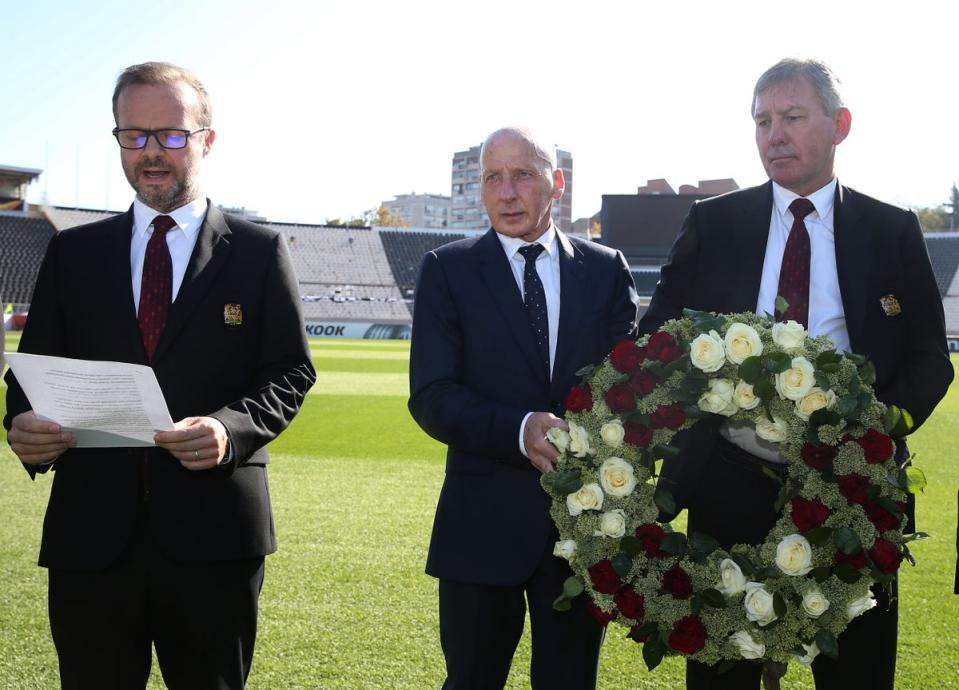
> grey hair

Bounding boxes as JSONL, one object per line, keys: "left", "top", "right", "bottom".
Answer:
{"left": 113, "top": 62, "right": 212, "bottom": 126}
{"left": 480, "top": 127, "right": 557, "bottom": 176}
{"left": 753, "top": 57, "right": 844, "bottom": 115}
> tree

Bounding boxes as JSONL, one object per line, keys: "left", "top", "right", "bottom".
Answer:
{"left": 917, "top": 206, "right": 949, "bottom": 231}
{"left": 372, "top": 206, "right": 409, "bottom": 228}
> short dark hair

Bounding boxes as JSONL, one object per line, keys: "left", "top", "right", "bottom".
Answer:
{"left": 112, "top": 62, "right": 212, "bottom": 126}
{"left": 753, "top": 57, "right": 844, "bottom": 115}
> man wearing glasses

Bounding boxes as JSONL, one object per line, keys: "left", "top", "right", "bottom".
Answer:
{"left": 4, "top": 62, "right": 315, "bottom": 689}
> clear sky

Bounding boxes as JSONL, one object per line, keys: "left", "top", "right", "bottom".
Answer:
{"left": 3, "top": 0, "right": 956, "bottom": 224}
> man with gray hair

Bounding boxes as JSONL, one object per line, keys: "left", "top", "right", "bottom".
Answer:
{"left": 410, "top": 126, "right": 639, "bottom": 688}
{"left": 640, "top": 57, "right": 951, "bottom": 689}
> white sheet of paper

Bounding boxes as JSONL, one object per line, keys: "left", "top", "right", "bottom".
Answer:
{"left": 5, "top": 353, "right": 175, "bottom": 447}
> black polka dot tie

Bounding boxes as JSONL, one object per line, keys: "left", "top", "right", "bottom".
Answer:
{"left": 138, "top": 215, "right": 176, "bottom": 362}
{"left": 777, "top": 198, "right": 815, "bottom": 327}
{"left": 518, "top": 243, "right": 550, "bottom": 377}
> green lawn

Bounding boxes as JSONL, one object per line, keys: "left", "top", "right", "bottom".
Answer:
{"left": 1, "top": 333, "right": 957, "bottom": 689}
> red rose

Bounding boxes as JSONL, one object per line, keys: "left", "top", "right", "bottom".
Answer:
{"left": 856, "top": 429, "right": 895, "bottom": 464}
{"left": 566, "top": 384, "right": 593, "bottom": 413}
{"left": 869, "top": 539, "right": 903, "bottom": 574}
{"left": 624, "top": 422, "right": 654, "bottom": 448}
{"left": 629, "top": 369, "right": 658, "bottom": 396}
{"left": 651, "top": 404, "right": 686, "bottom": 430}
{"left": 615, "top": 587, "right": 646, "bottom": 621}
{"left": 634, "top": 523, "right": 669, "bottom": 558}
{"left": 837, "top": 473, "right": 871, "bottom": 505}
{"left": 647, "top": 331, "right": 682, "bottom": 363}
{"left": 610, "top": 340, "right": 645, "bottom": 373}
{"left": 667, "top": 616, "right": 707, "bottom": 654}
{"left": 790, "top": 497, "right": 831, "bottom": 533}
{"left": 588, "top": 560, "right": 621, "bottom": 595}
{"left": 662, "top": 566, "right": 693, "bottom": 599}
{"left": 835, "top": 550, "right": 868, "bottom": 569}
{"left": 864, "top": 501, "right": 901, "bottom": 533}
{"left": 801, "top": 443, "right": 836, "bottom": 471}
{"left": 605, "top": 383, "right": 636, "bottom": 414}
{"left": 586, "top": 601, "right": 617, "bottom": 627}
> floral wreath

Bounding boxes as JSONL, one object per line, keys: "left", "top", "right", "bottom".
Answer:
{"left": 542, "top": 309, "right": 925, "bottom": 671}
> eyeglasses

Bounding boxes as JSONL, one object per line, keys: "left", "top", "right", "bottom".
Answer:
{"left": 112, "top": 127, "right": 210, "bottom": 150}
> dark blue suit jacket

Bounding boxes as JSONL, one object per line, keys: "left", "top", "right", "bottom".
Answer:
{"left": 409, "top": 228, "right": 638, "bottom": 586}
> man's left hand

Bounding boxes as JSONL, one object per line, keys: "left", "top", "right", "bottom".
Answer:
{"left": 524, "top": 412, "right": 569, "bottom": 474}
{"left": 155, "top": 416, "right": 230, "bottom": 471}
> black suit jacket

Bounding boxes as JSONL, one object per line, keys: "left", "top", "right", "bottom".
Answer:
{"left": 640, "top": 182, "right": 953, "bottom": 507}
{"left": 3, "top": 203, "right": 316, "bottom": 569}
{"left": 408, "top": 229, "right": 638, "bottom": 586}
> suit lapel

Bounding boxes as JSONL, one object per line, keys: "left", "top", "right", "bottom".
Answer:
{"left": 104, "top": 209, "right": 149, "bottom": 361}
{"left": 736, "top": 182, "right": 775, "bottom": 313}
{"left": 476, "top": 229, "right": 548, "bottom": 384}
{"left": 833, "top": 185, "right": 868, "bottom": 351}
{"left": 152, "top": 203, "right": 233, "bottom": 363}
{"left": 552, "top": 232, "right": 586, "bottom": 392}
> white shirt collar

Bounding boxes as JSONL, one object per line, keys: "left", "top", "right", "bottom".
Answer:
{"left": 496, "top": 223, "right": 558, "bottom": 260}
{"left": 772, "top": 178, "right": 837, "bottom": 226}
{"left": 132, "top": 196, "right": 208, "bottom": 239}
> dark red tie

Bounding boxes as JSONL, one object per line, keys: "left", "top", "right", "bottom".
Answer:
{"left": 777, "top": 198, "right": 815, "bottom": 327}
{"left": 138, "top": 215, "right": 175, "bottom": 362}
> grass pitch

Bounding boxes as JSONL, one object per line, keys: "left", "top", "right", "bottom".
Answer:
{"left": 1, "top": 333, "right": 956, "bottom": 689}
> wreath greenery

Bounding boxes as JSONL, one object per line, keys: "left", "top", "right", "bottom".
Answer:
{"left": 542, "top": 309, "right": 925, "bottom": 671}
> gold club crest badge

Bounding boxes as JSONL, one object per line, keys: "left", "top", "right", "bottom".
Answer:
{"left": 224, "top": 303, "right": 243, "bottom": 326}
{"left": 879, "top": 294, "right": 901, "bottom": 317}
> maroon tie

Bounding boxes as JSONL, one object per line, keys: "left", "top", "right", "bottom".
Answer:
{"left": 777, "top": 198, "right": 815, "bottom": 327}
{"left": 138, "top": 215, "right": 176, "bottom": 362}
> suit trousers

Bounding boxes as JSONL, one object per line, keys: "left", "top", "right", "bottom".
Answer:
{"left": 48, "top": 495, "right": 265, "bottom": 690}
{"left": 684, "top": 439, "right": 897, "bottom": 690}
{"left": 438, "top": 536, "right": 603, "bottom": 690}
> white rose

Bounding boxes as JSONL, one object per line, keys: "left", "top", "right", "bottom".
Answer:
{"left": 754, "top": 414, "right": 788, "bottom": 443}
{"left": 553, "top": 539, "right": 577, "bottom": 561}
{"left": 546, "top": 427, "right": 570, "bottom": 454}
{"left": 846, "top": 592, "right": 877, "bottom": 621}
{"left": 775, "top": 534, "right": 813, "bottom": 576}
{"left": 598, "top": 457, "right": 637, "bottom": 497}
{"left": 795, "top": 387, "right": 836, "bottom": 420}
{"left": 733, "top": 381, "right": 761, "bottom": 410}
{"left": 716, "top": 558, "right": 747, "bottom": 597}
{"left": 568, "top": 421, "right": 593, "bottom": 458}
{"left": 698, "top": 378, "right": 738, "bottom": 416}
{"left": 729, "top": 630, "right": 766, "bottom": 660}
{"left": 744, "top": 582, "right": 778, "bottom": 626}
{"left": 594, "top": 509, "right": 627, "bottom": 538}
{"left": 775, "top": 356, "right": 816, "bottom": 401}
{"left": 690, "top": 330, "right": 726, "bottom": 373}
{"left": 794, "top": 642, "right": 820, "bottom": 665}
{"left": 801, "top": 588, "right": 830, "bottom": 618}
{"left": 724, "top": 323, "right": 763, "bottom": 364}
{"left": 772, "top": 320, "right": 807, "bottom": 349}
{"left": 599, "top": 420, "right": 626, "bottom": 448}
{"left": 566, "top": 483, "right": 604, "bottom": 516}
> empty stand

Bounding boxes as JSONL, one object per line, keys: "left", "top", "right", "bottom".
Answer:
{"left": 379, "top": 229, "right": 468, "bottom": 297}
{"left": 0, "top": 214, "right": 56, "bottom": 305}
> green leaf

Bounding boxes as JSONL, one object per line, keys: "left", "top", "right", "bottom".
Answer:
{"left": 814, "top": 629, "right": 839, "bottom": 660}
{"left": 833, "top": 564, "right": 862, "bottom": 583}
{"left": 662, "top": 355, "right": 691, "bottom": 378}
{"left": 642, "top": 634, "right": 667, "bottom": 672}
{"left": 774, "top": 295, "right": 789, "bottom": 316}
{"left": 846, "top": 352, "right": 867, "bottom": 366}
{"left": 562, "top": 576, "right": 584, "bottom": 598}
{"left": 612, "top": 553, "right": 633, "bottom": 579}
{"left": 838, "top": 394, "right": 861, "bottom": 420}
{"left": 552, "top": 593, "right": 572, "bottom": 612}
{"left": 661, "top": 532, "right": 687, "bottom": 557}
{"left": 815, "top": 351, "right": 843, "bottom": 368}
{"left": 620, "top": 536, "right": 643, "bottom": 557}
{"left": 762, "top": 466, "right": 785, "bottom": 486}
{"left": 859, "top": 361, "right": 877, "bottom": 386}
{"left": 690, "top": 594, "right": 703, "bottom": 616}
{"left": 575, "top": 363, "right": 596, "bottom": 378}
{"left": 753, "top": 378, "right": 776, "bottom": 401}
{"left": 811, "top": 566, "right": 832, "bottom": 583}
{"left": 804, "top": 526, "right": 833, "bottom": 545}
{"left": 773, "top": 592, "right": 787, "bottom": 618}
{"left": 809, "top": 408, "right": 841, "bottom": 429}
{"left": 814, "top": 370, "right": 832, "bottom": 391}
{"left": 653, "top": 487, "right": 677, "bottom": 516}
{"left": 819, "top": 362, "right": 840, "bottom": 374}
{"left": 738, "top": 356, "right": 764, "bottom": 384}
{"left": 542, "top": 469, "right": 582, "bottom": 495}
{"left": 764, "top": 352, "right": 792, "bottom": 374}
{"left": 689, "top": 532, "right": 721, "bottom": 556}
{"left": 773, "top": 482, "right": 800, "bottom": 513}
{"left": 730, "top": 553, "right": 756, "bottom": 576}
{"left": 833, "top": 527, "right": 862, "bottom": 555}
{"left": 700, "top": 588, "right": 727, "bottom": 608}
{"left": 902, "top": 531, "right": 930, "bottom": 544}
{"left": 905, "top": 466, "right": 927, "bottom": 494}
{"left": 903, "top": 543, "right": 916, "bottom": 567}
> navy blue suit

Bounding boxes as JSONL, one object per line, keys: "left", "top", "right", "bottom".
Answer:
{"left": 409, "top": 228, "right": 638, "bottom": 689}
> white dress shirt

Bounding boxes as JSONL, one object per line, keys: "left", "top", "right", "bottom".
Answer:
{"left": 495, "top": 225, "right": 562, "bottom": 459}
{"left": 130, "top": 197, "right": 208, "bottom": 312}
{"left": 722, "top": 178, "right": 850, "bottom": 462}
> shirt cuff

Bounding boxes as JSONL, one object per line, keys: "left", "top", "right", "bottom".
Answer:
{"left": 518, "top": 411, "right": 534, "bottom": 458}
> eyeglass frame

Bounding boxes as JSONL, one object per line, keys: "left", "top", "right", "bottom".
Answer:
{"left": 111, "top": 127, "right": 211, "bottom": 150}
